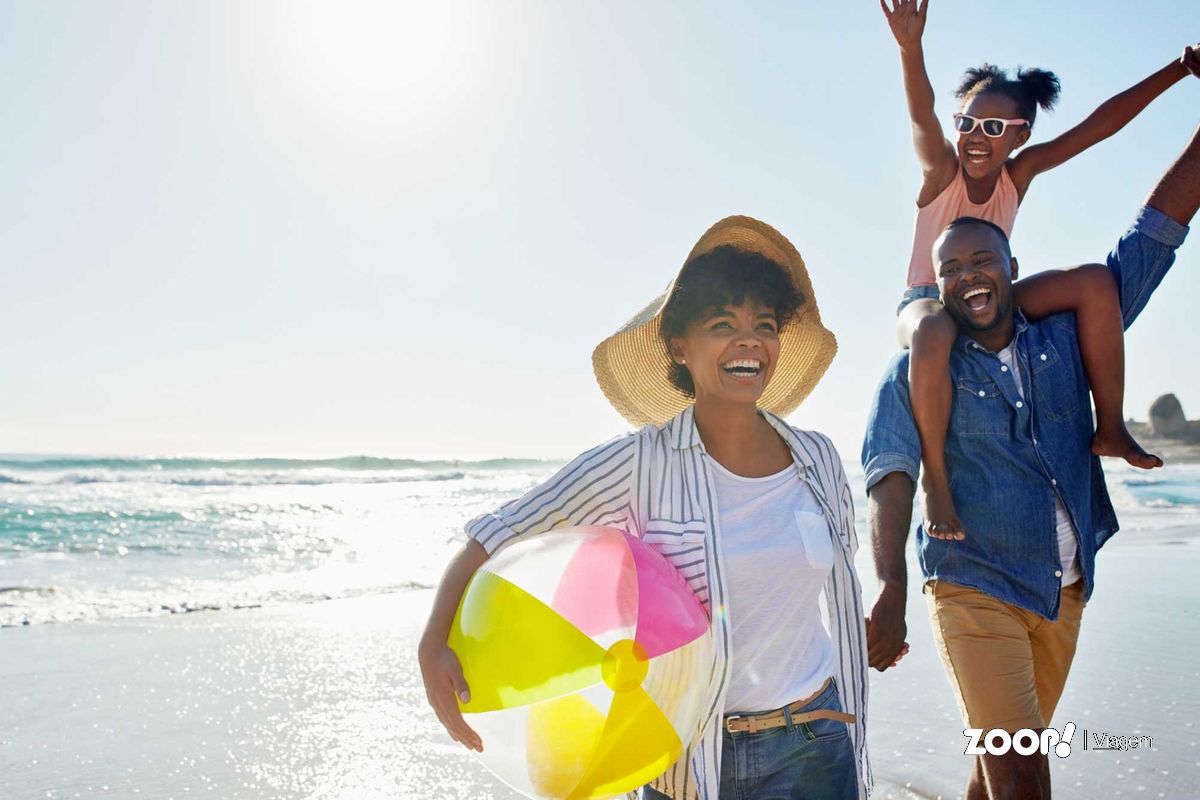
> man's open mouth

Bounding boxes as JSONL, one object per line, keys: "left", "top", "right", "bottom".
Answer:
{"left": 960, "top": 286, "right": 993, "bottom": 313}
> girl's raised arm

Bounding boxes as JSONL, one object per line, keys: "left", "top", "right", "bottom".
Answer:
{"left": 1010, "top": 44, "right": 1200, "bottom": 193}
{"left": 881, "top": 0, "right": 956, "bottom": 192}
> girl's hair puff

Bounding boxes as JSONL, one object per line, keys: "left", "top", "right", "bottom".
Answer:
{"left": 955, "top": 64, "right": 1062, "bottom": 128}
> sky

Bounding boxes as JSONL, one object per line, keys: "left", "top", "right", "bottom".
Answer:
{"left": 1, "top": 0, "right": 1197, "bottom": 460}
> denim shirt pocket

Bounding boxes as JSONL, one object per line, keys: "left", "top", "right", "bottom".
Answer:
{"left": 1029, "top": 342, "right": 1080, "bottom": 422}
{"left": 954, "top": 378, "right": 1008, "bottom": 436}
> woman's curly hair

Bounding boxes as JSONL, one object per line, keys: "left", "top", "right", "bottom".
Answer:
{"left": 658, "top": 245, "right": 805, "bottom": 397}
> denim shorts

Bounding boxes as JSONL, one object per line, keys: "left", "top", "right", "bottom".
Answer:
{"left": 896, "top": 283, "right": 941, "bottom": 316}
{"left": 642, "top": 678, "right": 858, "bottom": 800}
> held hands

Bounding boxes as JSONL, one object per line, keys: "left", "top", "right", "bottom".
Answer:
{"left": 1181, "top": 43, "right": 1200, "bottom": 77}
{"left": 419, "top": 641, "right": 483, "bottom": 752}
{"left": 880, "top": 0, "right": 930, "bottom": 51}
{"left": 866, "top": 584, "right": 910, "bottom": 672}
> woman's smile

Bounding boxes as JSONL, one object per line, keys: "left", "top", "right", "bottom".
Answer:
{"left": 722, "top": 357, "right": 763, "bottom": 380}
{"left": 673, "top": 302, "right": 781, "bottom": 403}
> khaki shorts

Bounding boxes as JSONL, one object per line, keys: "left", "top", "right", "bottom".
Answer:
{"left": 926, "top": 579, "right": 1085, "bottom": 731}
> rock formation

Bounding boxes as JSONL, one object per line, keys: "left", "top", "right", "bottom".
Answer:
{"left": 1149, "top": 394, "right": 1188, "bottom": 438}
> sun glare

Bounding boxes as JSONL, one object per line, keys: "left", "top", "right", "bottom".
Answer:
{"left": 277, "top": 1, "right": 486, "bottom": 129}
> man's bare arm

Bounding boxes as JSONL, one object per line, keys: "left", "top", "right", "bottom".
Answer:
{"left": 1147, "top": 122, "right": 1200, "bottom": 227}
{"left": 866, "top": 471, "right": 916, "bottom": 671}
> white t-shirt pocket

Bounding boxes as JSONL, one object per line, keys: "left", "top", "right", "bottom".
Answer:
{"left": 794, "top": 509, "right": 835, "bottom": 572}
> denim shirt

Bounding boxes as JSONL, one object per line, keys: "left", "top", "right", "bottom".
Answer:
{"left": 862, "top": 206, "right": 1189, "bottom": 620}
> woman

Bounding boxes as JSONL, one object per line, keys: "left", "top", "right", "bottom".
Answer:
{"left": 419, "top": 217, "right": 887, "bottom": 799}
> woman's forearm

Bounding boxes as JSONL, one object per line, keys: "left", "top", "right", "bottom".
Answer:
{"left": 419, "top": 538, "right": 489, "bottom": 652}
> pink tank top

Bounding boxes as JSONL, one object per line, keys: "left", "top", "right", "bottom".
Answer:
{"left": 906, "top": 165, "right": 1019, "bottom": 287}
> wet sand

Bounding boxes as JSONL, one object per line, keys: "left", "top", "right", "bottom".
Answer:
{"left": 2, "top": 539, "right": 1197, "bottom": 800}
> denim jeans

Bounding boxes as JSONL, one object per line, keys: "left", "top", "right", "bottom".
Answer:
{"left": 895, "top": 283, "right": 940, "bottom": 316}
{"left": 643, "top": 679, "right": 857, "bottom": 800}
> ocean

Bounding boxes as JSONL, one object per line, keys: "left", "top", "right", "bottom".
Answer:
{"left": 3, "top": 454, "right": 1199, "bottom": 628}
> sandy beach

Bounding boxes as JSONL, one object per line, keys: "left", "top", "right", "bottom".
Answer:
{"left": 4, "top": 534, "right": 1197, "bottom": 800}
{"left": 4, "top": 1, "right": 1200, "bottom": 797}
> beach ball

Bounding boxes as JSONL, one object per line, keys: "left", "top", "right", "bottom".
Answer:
{"left": 448, "top": 525, "right": 714, "bottom": 799}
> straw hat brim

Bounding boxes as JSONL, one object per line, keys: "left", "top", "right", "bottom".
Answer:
{"left": 591, "top": 216, "right": 837, "bottom": 428}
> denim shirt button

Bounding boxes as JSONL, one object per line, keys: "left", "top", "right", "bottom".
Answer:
{"left": 978, "top": 390, "right": 986, "bottom": 397}
{"left": 1054, "top": 569, "right": 1063, "bottom": 577}
{"left": 1015, "top": 401, "right": 1024, "bottom": 409}
{"left": 1051, "top": 478, "right": 1057, "bottom": 486}
{"left": 1001, "top": 365, "right": 1009, "bottom": 372}
{"left": 1041, "top": 354, "right": 1049, "bottom": 361}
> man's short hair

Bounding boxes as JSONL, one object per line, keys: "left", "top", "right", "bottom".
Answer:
{"left": 943, "top": 216, "right": 1012, "bottom": 259}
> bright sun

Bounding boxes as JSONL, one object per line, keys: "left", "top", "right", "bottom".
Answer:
{"left": 276, "top": 1, "right": 486, "bottom": 128}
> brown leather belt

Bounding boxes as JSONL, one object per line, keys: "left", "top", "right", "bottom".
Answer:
{"left": 723, "top": 678, "right": 856, "bottom": 734}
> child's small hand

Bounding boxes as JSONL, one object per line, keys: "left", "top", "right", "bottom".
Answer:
{"left": 880, "top": 0, "right": 930, "bottom": 51}
{"left": 1180, "top": 43, "right": 1200, "bottom": 78}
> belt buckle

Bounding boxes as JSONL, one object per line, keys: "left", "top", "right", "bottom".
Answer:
{"left": 723, "top": 714, "right": 742, "bottom": 733}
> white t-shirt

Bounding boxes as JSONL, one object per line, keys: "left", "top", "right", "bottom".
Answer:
{"left": 709, "top": 456, "right": 836, "bottom": 713}
{"left": 996, "top": 342, "right": 1081, "bottom": 585}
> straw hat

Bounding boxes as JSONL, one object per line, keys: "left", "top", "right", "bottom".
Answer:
{"left": 591, "top": 215, "right": 837, "bottom": 428}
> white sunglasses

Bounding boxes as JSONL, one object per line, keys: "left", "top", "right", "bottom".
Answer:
{"left": 953, "top": 113, "right": 1029, "bottom": 138}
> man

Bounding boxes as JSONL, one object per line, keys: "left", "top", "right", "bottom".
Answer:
{"left": 861, "top": 122, "right": 1200, "bottom": 800}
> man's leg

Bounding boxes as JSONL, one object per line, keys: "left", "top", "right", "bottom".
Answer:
{"left": 1146, "top": 123, "right": 1200, "bottom": 228}
{"left": 967, "top": 756, "right": 987, "bottom": 800}
{"left": 971, "top": 584, "right": 1085, "bottom": 799}
{"left": 926, "top": 581, "right": 1046, "bottom": 799}
{"left": 978, "top": 749, "right": 1051, "bottom": 800}
{"left": 1030, "top": 581, "right": 1086, "bottom": 726}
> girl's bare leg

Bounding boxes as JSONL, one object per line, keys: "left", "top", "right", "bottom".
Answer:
{"left": 898, "top": 298, "right": 966, "bottom": 539}
{"left": 1015, "top": 267, "right": 1161, "bottom": 469}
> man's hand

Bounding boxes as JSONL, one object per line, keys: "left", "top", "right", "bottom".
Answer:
{"left": 1180, "top": 43, "right": 1200, "bottom": 78}
{"left": 419, "top": 640, "right": 483, "bottom": 752}
{"left": 880, "top": 0, "right": 930, "bottom": 51}
{"left": 867, "top": 583, "right": 909, "bottom": 671}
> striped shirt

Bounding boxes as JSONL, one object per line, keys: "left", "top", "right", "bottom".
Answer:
{"left": 467, "top": 405, "right": 872, "bottom": 800}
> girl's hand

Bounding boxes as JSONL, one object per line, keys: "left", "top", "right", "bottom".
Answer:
{"left": 1181, "top": 43, "right": 1200, "bottom": 78}
{"left": 880, "top": 0, "right": 929, "bottom": 51}
{"left": 419, "top": 641, "right": 483, "bottom": 752}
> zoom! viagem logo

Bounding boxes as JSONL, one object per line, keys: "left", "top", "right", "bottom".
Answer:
{"left": 963, "top": 722, "right": 1076, "bottom": 757}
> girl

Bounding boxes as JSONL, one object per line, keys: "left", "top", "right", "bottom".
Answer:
{"left": 881, "top": 0, "right": 1199, "bottom": 538}
{"left": 420, "top": 217, "right": 899, "bottom": 799}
